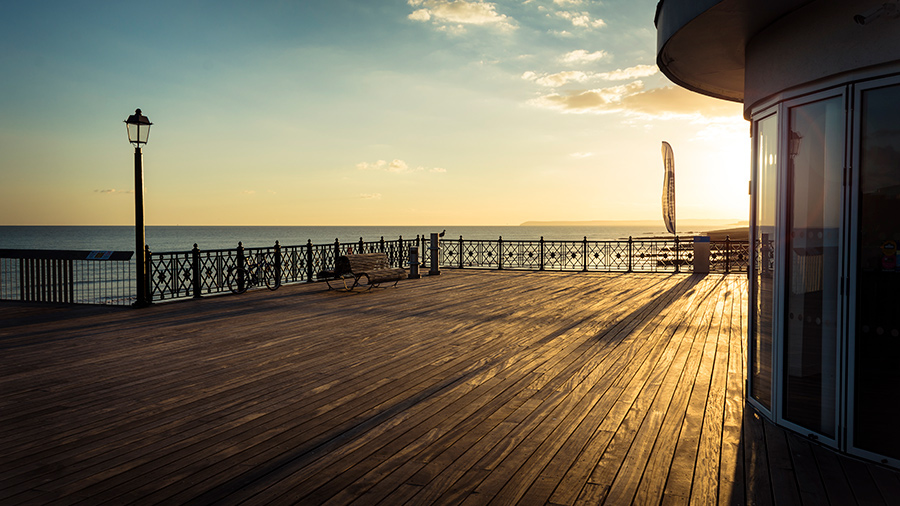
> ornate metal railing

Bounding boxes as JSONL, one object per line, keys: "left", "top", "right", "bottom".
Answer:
{"left": 710, "top": 237, "right": 750, "bottom": 273}
{"left": 444, "top": 236, "right": 698, "bottom": 273}
{"left": 0, "top": 249, "right": 135, "bottom": 305}
{"left": 148, "top": 236, "right": 419, "bottom": 302}
{"left": 440, "top": 236, "right": 748, "bottom": 274}
{"left": 2, "top": 235, "right": 747, "bottom": 306}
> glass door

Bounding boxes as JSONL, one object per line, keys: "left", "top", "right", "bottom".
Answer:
{"left": 750, "top": 111, "right": 778, "bottom": 414}
{"left": 779, "top": 92, "right": 844, "bottom": 444}
{"left": 849, "top": 78, "right": 900, "bottom": 464}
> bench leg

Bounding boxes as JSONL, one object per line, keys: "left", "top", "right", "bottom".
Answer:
{"left": 325, "top": 277, "right": 355, "bottom": 292}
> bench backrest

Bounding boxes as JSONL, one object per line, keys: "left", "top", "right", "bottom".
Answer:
{"left": 337, "top": 253, "right": 392, "bottom": 274}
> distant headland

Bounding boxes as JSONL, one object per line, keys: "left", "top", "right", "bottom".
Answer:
{"left": 519, "top": 219, "right": 746, "bottom": 228}
{"left": 520, "top": 219, "right": 749, "bottom": 241}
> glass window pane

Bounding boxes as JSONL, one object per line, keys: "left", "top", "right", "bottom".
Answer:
{"left": 855, "top": 83, "right": 900, "bottom": 459}
{"left": 783, "top": 97, "right": 842, "bottom": 438}
{"left": 751, "top": 114, "right": 778, "bottom": 409}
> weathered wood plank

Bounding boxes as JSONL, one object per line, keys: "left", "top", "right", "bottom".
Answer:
{"left": 784, "top": 432, "right": 829, "bottom": 505}
{"left": 718, "top": 279, "right": 746, "bottom": 505}
{"left": 763, "top": 417, "right": 802, "bottom": 505}
{"left": 1, "top": 271, "right": 898, "bottom": 506}
{"left": 549, "top": 276, "right": 717, "bottom": 505}
{"left": 602, "top": 276, "right": 727, "bottom": 505}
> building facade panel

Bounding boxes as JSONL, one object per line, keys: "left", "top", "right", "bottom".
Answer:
{"left": 658, "top": 0, "right": 900, "bottom": 468}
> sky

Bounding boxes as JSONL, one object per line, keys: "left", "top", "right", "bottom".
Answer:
{"left": 0, "top": 0, "right": 749, "bottom": 226}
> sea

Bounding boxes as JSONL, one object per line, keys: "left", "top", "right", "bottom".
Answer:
{"left": 0, "top": 225, "right": 724, "bottom": 253}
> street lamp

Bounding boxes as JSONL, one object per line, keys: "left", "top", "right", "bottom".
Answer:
{"left": 125, "top": 108, "right": 152, "bottom": 307}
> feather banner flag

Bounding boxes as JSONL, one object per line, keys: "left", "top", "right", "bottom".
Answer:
{"left": 661, "top": 141, "right": 676, "bottom": 235}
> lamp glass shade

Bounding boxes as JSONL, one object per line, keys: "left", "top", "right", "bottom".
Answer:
{"left": 789, "top": 130, "right": 802, "bottom": 158}
{"left": 125, "top": 109, "right": 152, "bottom": 145}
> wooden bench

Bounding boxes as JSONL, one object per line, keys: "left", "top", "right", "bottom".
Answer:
{"left": 324, "top": 253, "right": 407, "bottom": 291}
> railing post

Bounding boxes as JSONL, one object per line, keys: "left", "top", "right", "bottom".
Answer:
{"left": 236, "top": 242, "right": 245, "bottom": 292}
{"left": 540, "top": 236, "right": 545, "bottom": 271}
{"left": 66, "top": 258, "right": 74, "bottom": 302}
{"left": 674, "top": 236, "right": 680, "bottom": 273}
{"left": 627, "top": 236, "right": 633, "bottom": 273}
{"left": 274, "top": 240, "right": 282, "bottom": 287}
{"left": 498, "top": 236, "right": 504, "bottom": 270}
{"left": 408, "top": 246, "right": 420, "bottom": 279}
{"left": 583, "top": 236, "right": 588, "bottom": 272}
{"left": 459, "top": 236, "right": 464, "bottom": 269}
{"left": 305, "top": 239, "right": 314, "bottom": 281}
{"left": 417, "top": 235, "right": 424, "bottom": 269}
{"left": 334, "top": 238, "right": 340, "bottom": 265}
{"left": 430, "top": 233, "right": 441, "bottom": 276}
{"left": 192, "top": 243, "right": 202, "bottom": 298}
{"left": 398, "top": 235, "right": 403, "bottom": 267}
{"left": 725, "top": 235, "right": 731, "bottom": 273}
{"left": 144, "top": 245, "right": 153, "bottom": 303}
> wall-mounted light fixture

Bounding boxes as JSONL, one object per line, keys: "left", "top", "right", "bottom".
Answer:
{"left": 855, "top": 2, "right": 899, "bottom": 25}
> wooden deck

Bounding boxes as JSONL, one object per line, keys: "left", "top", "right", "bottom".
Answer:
{"left": 1, "top": 270, "right": 898, "bottom": 505}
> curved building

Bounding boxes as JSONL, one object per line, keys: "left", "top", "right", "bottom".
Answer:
{"left": 656, "top": 0, "right": 900, "bottom": 467}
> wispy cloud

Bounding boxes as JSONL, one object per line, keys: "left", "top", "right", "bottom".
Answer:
{"left": 522, "top": 70, "right": 590, "bottom": 87}
{"left": 408, "top": 0, "right": 516, "bottom": 32}
{"left": 531, "top": 83, "right": 743, "bottom": 121}
{"left": 357, "top": 159, "right": 446, "bottom": 174}
{"left": 561, "top": 49, "right": 607, "bottom": 64}
{"left": 360, "top": 193, "right": 382, "bottom": 200}
{"left": 614, "top": 85, "right": 742, "bottom": 119}
{"left": 522, "top": 65, "right": 657, "bottom": 87}
{"left": 570, "top": 152, "right": 594, "bottom": 158}
{"left": 596, "top": 64, "right": 657, "bottom": 81}
{"left": 94, "top": 189, "right": 134, "bottom": 194}
{"left": 530, "top": 81, "right": 646, "bottom": 113}
{"left": 555, "top": 11, "right": 605, "bottom": 29}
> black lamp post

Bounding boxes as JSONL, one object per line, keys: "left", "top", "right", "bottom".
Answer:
{"left": 125, "top": 109, "right": 152, "bottom": 307}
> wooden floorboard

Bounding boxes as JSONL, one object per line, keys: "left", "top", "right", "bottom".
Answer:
{"left": 1, "top": 270, "right": 898, "bottom": 505}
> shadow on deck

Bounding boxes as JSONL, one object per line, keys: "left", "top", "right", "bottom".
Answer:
{"left": 1, "top": 270, "right": 898, "bottom": 505}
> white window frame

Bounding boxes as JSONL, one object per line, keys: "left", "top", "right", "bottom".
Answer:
{"left": 846, "top": 74, "right": 900, "bottom": 468}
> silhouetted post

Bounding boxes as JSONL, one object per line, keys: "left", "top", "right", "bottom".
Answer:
{"left": 236, "top": 242, "right": 245, "bottom": 292}
{"left": 305, "top": 239, "right": 314, "bottom": 281}
{"left": 627, "top": 236, "right": 634, "bottom": 272}
{"left": 144, "top": 245, "right": 152, "bottom": 301}
{"left": 498, "top": 236, "right": 504, "bottom": 270}
{"left": 430, "top": 233, "right": 441, "bottom": 276}
{"left": 409, "top": 246, "right": 420, "bottom": 279}
{"left": 274, "top": 241, "right": 282, "bottom": 287}
{"left": 417, "top": 236, "right": 424, "bottom": 269}
{"left": 540, "top": 236, "right": 545, "bottom": 271}
{"left": 674, "top": 236, "right": 680, "bottom": 273}
{"left": 725, "top": 235, "right": 731, "bottom": 273}
{"left": 125, "top": 108, "right": 152, "bottom": 307}
{"left": 192, "top": 243, "right": 202, "bottom": 298}
{"left": 583, "top": 236, "right": 588, "bottom": 272}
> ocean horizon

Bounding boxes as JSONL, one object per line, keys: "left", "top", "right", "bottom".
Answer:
{"left": 0, "top": 222, "right": 745, "bottom": 254}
